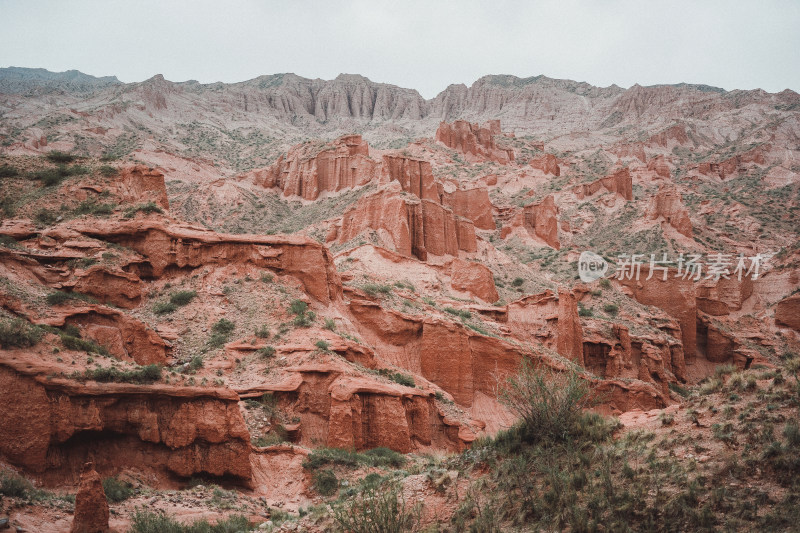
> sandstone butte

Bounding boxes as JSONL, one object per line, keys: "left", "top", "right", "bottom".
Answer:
{"left": 0, "top": 70, "right": 797, "bottom": 531}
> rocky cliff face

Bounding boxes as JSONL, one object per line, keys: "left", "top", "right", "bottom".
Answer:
{"left": 0, "top": 358, "right": 252, "bottom": 484}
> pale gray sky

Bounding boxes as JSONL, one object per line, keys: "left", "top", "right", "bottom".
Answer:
{"left": 1, "top": 0, "right": 798, "bottom": 98}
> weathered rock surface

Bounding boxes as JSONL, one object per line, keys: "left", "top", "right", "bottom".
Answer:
{"left": 251, "top": 135, "right": 379, "bottom": 200}
{"left": 440, "top": 185, "right": 495, "bottom": 230}
{"left": 70, "top": 218, "right": 342, "bottom": 303}
{"left": 616, "top": 270, "right": 697, "bottom": 359}
{"left": 501, "top": 195, "right": 560, "bottom": 249}
{"left": 528, "top": 153, "right": 560, "bottom": 176}
{"left": 69, "top": 462, "right": 109, "bottom": 533}
{"left": 0, "top": 356, "right": 252, "bottom": 485}
{"left": 382, "top": 154, "right": 439, "bottom": 202}
{"left": 573, "top": 167, "right": 633, "bottom": 201}
{"left": 775, "top": 293, "right": 800, "bottom": 331}
{"left": 110, "top": 165, "right": 170, "bottom": 210}
{"left": 333, "top": 185, "right": 476, "bottom": 260}
{"left": 435, "top": 120, "right": 514, "bottom": 164}
{"left": 646, "top": 185, "right": 693, "bottom": 237}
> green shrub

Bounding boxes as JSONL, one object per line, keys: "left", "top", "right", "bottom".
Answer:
{"left": 315, "top": 339, "right": 330, "bottom": 352}
{"left": 499, "top": 360, "right": 593, "bottom": 443}
{"left": 324, "top": 318, "right": 336, "bottom": 331}
{"left": 123, "top": 202, "right": 163, "bottom": 219}
{"left": 304, "top": 447, "right": 406, "bottom": 470}
{"left": 0, "top": 471, "right": 33, "bottom": 497}
{"left": 512, "top": 277, "right": 525, "bottom": 287}
{"left": 260, "top": 272, "right": 274, "bottom": 283}
{"left": 0, "top": 235, "right": 20, "bottom": 249}
{"left": 258, "top": 345, "right": 276, "bottom": 359}
{"left": 599, "top": 278, "right": 611, "bottom": 289}
{"left": 578, "top": 303, "right": 593, "bottom": 317}
{"left": 444, "top": 307, "right": 471, "bottom": 319}
{"left": 362, "top": 283, "right": 393, "bottom": 297}
{"left": 102, "top": 477, "right": 134, "bottom": 502}
{"left": 187, "top": 355, "right": 204, "bottom": 373}
{"left": 99, "top": 165, "right": 118, "bottom": 177}
{"left": 333, "top": 483, "right": 420, "bottom": 533}
{"left": 289, "top": 300, "right": 308, "bottom": 315}
{"left": 169, "top": 290, "right": 197, "bottom": 306}
{"left": 289, "top": 300, "right": 315, "bottom": 327}
{"left": 208, "top": 333, "right": 228, "bottom": 348}
{"left": 212, "top": 318, "right": 235, "bottom": 335}
{"left": 378, "top": 370, "right": 415, "bottom": 388}
{"left": 83, "top": 364, "right": 161, "bottom": 384}
{"left": 46, "top": 151, "right": 77, "bottom": 164}
{"left": 129, "top": 510, "right": 251, "bottom": 533}
{"left": 60, "top": 334, "right": 109, "bottom": 356}
{"left": 313, "top": 469, "right": 338, "bottom": 496}
{"left": 0, "top": 164, "right": 19, "bottom": 178}
{"left": 603, "top": 303, "right": 619, "bottom": 315}
{"left": 293, "top": 311, "right": 315, "bottom": 327}
{"left": 255, "top": 324, "right": 270, "bottom": 338}
{"left": 153, "top": 301, "right": 177, "bottom": 315}
{"left": 0, "top": 318, "right": 43, "bottom": 348}
{"left": 35, "top": 207, "right": 58, "bottom": 225}
{"left": 73, "top": 199, "right": 115, "bottom": 216}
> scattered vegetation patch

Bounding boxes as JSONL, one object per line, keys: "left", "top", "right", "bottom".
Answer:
{"left": 377, "top": 369, "right": 415, "bottom": 388}
{"left": 169, "top": 290, "right": 197, "bottom": 306}
{"left": 128, "top": 510, "right": 251, "bottom": 533}
{"left": 362, "top": 283, "right": 393, "bottom": 297}
{"left": 102, "top": 477, "right": 134, "bottom": 502}
{"left": 123, "top": 201, "right": 163, "bottom": 218}
{"left": 303, "top": 447, "right": 406, "bottom": 470}
{"left": 82, "top": 364, "right": 162, "bottom": 384}
{"left": 0, "top": 317, "right": 43, "bottom": 348}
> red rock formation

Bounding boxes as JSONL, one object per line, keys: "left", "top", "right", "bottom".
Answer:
{"left": 255, "top": 135, "right": 379, "bottom": 200}
{"left": 0, "top": 358, "right": 252, "bottom": 484}
{"left": 70, "top": 218, "right": 341, "bottom": 303}
{"left": 616, "top": 269, "right": 697, "bottom": 360}
{"left": 448, "top": 258, "right": 498, "bottom": 303}
{"left": 698, "top": 145, "right": 768, "bottom": 180}
{"left": 41, "top": 304, "right": 168, "bottom": 365}
{"left": 435, "top": 120, "right": 514, "bottom": 164}
{"left": 382, "top": 154, "right": 440, "bottom": 202}
{"left": 696, "top": 277, "right": 754, "bottom": 316}
{"left": 502, "top": 195, "right": 560, "bottom": 249}
{"left": 240, "top": 363, "right": 474, "bottom": 453}
{"left": 557, "top": 289, "right": 584, "bottom": 364}
{"left": 613, "top": 143, "right": 647, "bottom": 163}
{"left": 334, "top": 185, "right": 476, "bottom": 261}
{"left": 775, "top": 293, "right": 800, "bottom": 331}
{"left": 70, "top": 462, "right": 109, "bottom": 533}
{"left": 572, "top": 167, "right": 633, "bottom": 201}
{"left": 441, "top": 186, "right": 495, "bottom": 230}
{"left": 66, "top": 266, "right": 143, "bottom": 309}
{"left": 646, "top": 185, "right": 693, "bottom": 237}
{"left": 647, "top": 155, "right": 670, "bottom": 178}
{"left": 523, "top": 195, "right": 560, "bottom": 249}
{"left": 529, "top": 153, "right": 560, "bottom": 176}
{"left": 647, "top": 124, "right": 689, "bottom": 147}
{"left": 112, "top": 165, "right": 170, "bottom": 210}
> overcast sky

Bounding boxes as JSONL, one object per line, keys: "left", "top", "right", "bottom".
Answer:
{"left": 1, "top": 0, "right": 798, "bottom": 98}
